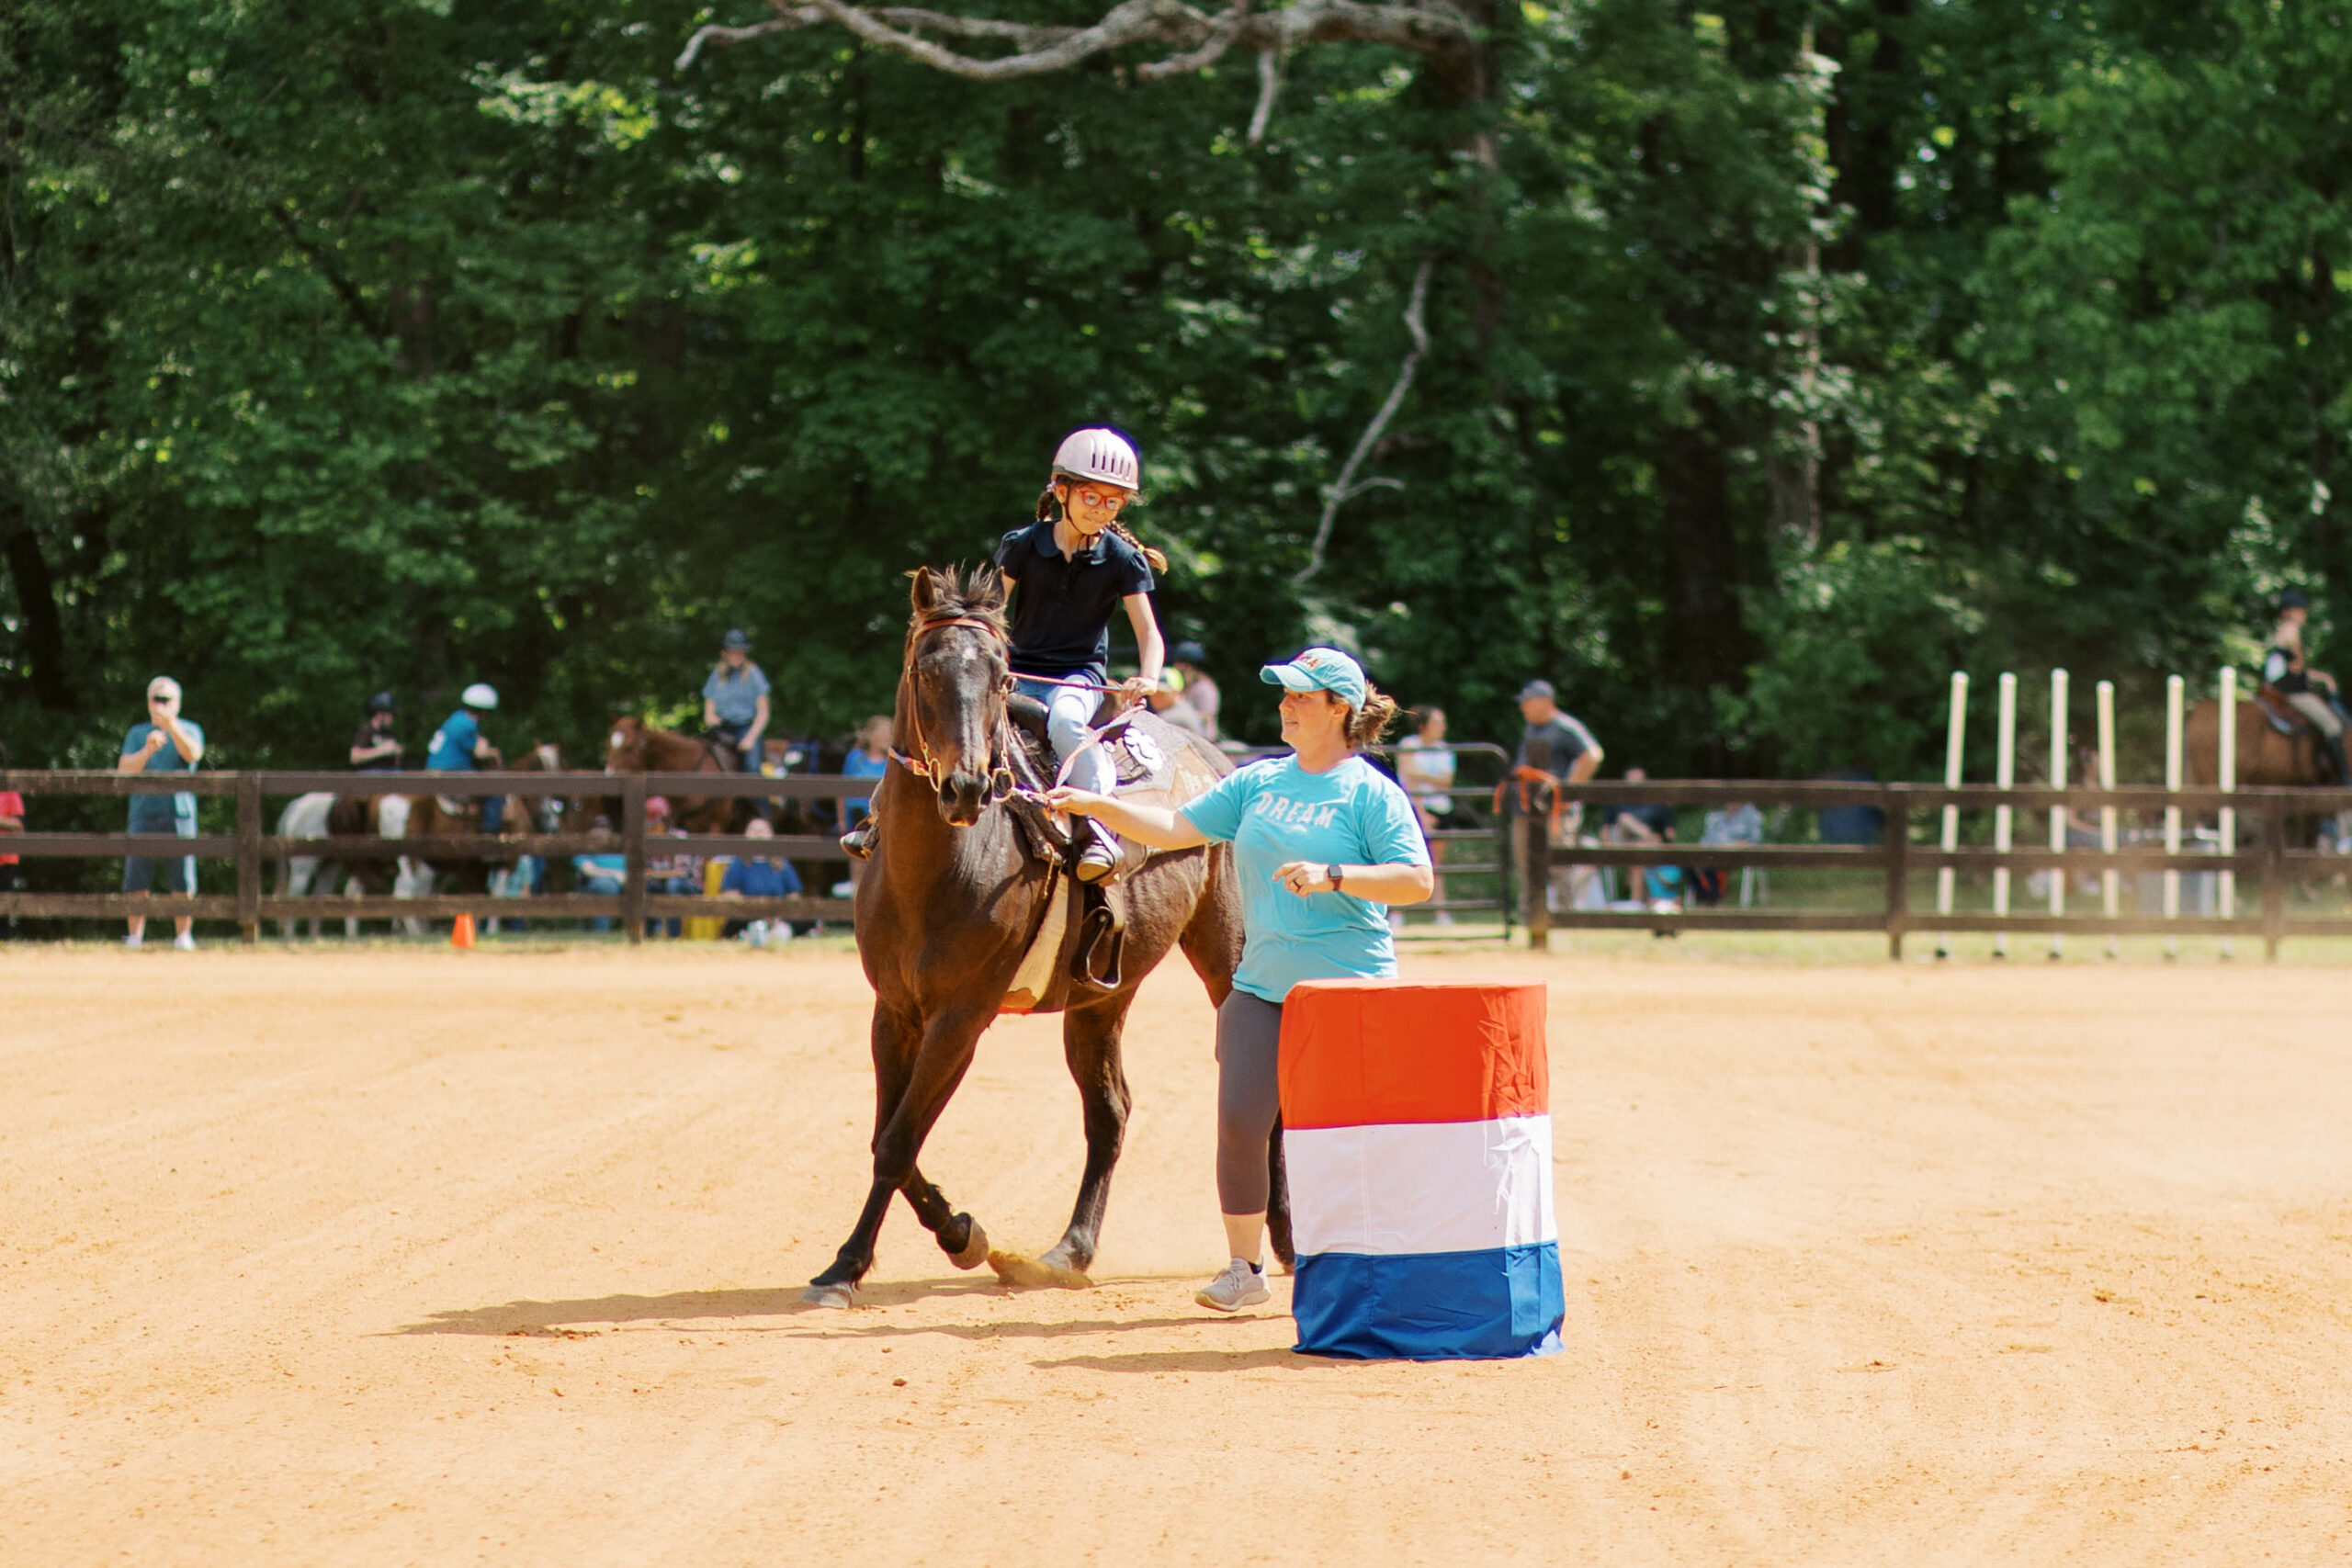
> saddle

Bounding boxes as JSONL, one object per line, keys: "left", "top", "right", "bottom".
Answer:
{"left": 2252, "top": 685, "right": 2307, "bottom": 739}
{"left": 998, "top": 703, "right": 1226, "bottom": 1012}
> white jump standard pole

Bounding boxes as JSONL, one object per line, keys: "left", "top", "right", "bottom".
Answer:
{"left": 2164, "top": 675, "right": 2184, "bottom": 960}
{"left": 2219, "top": 666, "right": 2237, "bottom": 960}
{"left": 2048, "top": 669, "right": 2069, "bottom": 959}
{"left": 1936, "top": 671, "right": 1968, "bottom": 960}
{"left": 1993, "top": 671, "right": 2017, "bottom": 958}
{"left": 2098, "top": 680, "right": 2119, "bottom": 959}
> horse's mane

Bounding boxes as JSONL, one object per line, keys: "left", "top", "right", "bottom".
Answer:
{"left": 909, "top": 565, "right": 1010, "bottom": 640}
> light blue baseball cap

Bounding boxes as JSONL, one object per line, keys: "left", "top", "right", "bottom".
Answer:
{"left": 1260, "top": 646, "right": 1368, "bottom": 708}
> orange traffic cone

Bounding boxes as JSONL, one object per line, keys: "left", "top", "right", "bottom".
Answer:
{"left": 451, "top": 912, "right": 476, "bottom": 950}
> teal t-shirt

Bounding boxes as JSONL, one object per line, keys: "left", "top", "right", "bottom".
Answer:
{"left": 1181, "top": 754, "right": 1430, "bottom": 1003}
{"left": 120, "top": 720, "right": 204, "bottom": 833}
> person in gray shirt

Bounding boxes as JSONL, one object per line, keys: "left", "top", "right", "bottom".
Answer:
{"left": 701, "top": 628, "right": 772, "bottom": 771}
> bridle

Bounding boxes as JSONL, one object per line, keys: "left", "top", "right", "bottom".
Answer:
{"left": 892, "top": 612, "right": 1019, "bottom": 809}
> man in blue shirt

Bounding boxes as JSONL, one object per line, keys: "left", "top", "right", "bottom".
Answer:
{"left": 119, "top": 675, "right": 206, "bottom": 950}
{"left": 701, "top": 629, "right": 772, "bottom": 772}
{"left": 720, "top": 818, "right": 803, "bottom": 945}
{"left": 428, "top": 683, "right": 504, "bottom": 832}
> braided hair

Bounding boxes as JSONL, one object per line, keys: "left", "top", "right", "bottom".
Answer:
{"left": 1036, "top": 482, "right": 1169, "bottom": 572}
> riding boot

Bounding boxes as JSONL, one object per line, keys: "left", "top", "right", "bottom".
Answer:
{"left": 841, "top": 820, "right": 876, "bottom": 862}
{"left": 1075, "top": 819, "right": 1120, "bottom": 882}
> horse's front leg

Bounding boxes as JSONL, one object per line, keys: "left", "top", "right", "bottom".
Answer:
{"left": 806, "top": 1003, "right": 992, "bottom": 1306}
{"left": 993, "top": 995, "right": 1133, "bottom": 1288}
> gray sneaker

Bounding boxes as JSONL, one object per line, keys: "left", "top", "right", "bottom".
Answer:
{"left": 1194, "top": 1258, "right": 1272, "bottom": 1313}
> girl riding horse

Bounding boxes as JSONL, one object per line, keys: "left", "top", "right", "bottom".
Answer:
{"left": 842, "top": 426, "right": 1168, "bottom": 879}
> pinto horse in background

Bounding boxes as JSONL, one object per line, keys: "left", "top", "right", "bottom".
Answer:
{"left": 801, "top": 564, "right": 1257, "bottom": 1308}
{"left": 603, "top": 717, "right": 741, "bottom": 833}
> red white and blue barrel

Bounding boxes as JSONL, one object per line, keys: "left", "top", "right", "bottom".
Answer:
{"left": 1278, "top": 978, "right": 1563, "bottom": 1359}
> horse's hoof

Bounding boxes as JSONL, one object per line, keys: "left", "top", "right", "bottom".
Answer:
{"left": 986, "top": 1249, "right": 1092, "bottom": 1289}
{"left": 948, "top": 1214, "right": 990, "bottom": 1270}
{"left": 801, "top": 1281, "right": 857, "bottom": 1309}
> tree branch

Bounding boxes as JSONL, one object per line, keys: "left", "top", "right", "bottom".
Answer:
{"left": 1295, "top": 255, "right": 1434, "bottom": 588}
{"left": 1247, "top": 45, "right": 1283, "bottom": 145}
{"left": 676, "top": 0, "right": 1473, "bottom": 79}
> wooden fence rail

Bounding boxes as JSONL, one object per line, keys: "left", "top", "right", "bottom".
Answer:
{"left": 0, "top": 769, "right": 870, "bottom": 943}
{"left": 1510, "top": 779, "right": 2352, "bottom": 958}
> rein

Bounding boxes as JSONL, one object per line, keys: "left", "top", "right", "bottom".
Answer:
{"left": 892, "top": 613, "right": 1019, "bottom": 807}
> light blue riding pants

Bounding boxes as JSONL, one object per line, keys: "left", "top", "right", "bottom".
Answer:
{"left": 1014, "top": 674, "right": 1114, "bottom": 795}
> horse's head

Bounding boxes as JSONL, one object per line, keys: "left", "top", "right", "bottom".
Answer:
{"left": 605, "top": 716, "right": 647, "bottom": 775}
{"left": 902, "top": 564, "right": 1014, "bottom": 828}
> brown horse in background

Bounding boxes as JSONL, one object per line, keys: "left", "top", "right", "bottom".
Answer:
{"left": 403, "top": 742, "right": 571, "bottom": 898}
{"left": 802, "top": 564, "right": 1255, "bottom": 1308}
{"left": 2186, "top": 692, "right": 2349, "bottom": 867}
{"left": 603, "top": 717, "right": 738, "bottom": 833}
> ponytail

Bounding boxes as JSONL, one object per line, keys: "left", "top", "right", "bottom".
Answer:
{"left": 1343, "top": 685, "right": 1401, "bottom": 750}
{"left": 1035, "top": 482, "right": 1170, "bottom": 572}
{"left": 1108, "top": 520, "right": 1169, "bottom": 574}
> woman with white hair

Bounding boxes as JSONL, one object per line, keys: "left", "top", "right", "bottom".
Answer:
{"left": 118, "top": 676, "right": 206, "bottom": 950}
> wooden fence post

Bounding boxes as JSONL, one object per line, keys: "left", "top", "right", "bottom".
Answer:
{"left": 2262, "top": 805, "right": 2286, "bottom": 961}
{"left": 1883, "top": 794, "right": 1909, "bottom": 961}
{"left": 235, "top": 773, "right": 263, "bottom": 945}
{"left": 1524, "top": 808, "right": 1551, "bottom": 952}
{"left": 621, "top": 773, "right": 648, "bottom": 946}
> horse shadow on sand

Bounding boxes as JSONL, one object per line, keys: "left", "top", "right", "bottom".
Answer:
{"left": 389, "top": 1276, "right": 1306, "bottom": 1357}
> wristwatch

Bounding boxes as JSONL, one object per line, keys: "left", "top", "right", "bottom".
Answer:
{"left": 1329, "top": 864, "right": 1344, "bottom": 894}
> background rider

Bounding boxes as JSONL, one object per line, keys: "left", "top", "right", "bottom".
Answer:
{"left": 349, "top": 692, "right": 403, "bottom": 771}
{"left": 2263, "top": 588, "right": 2348, "bottom": 784}
{"left": 427, "top": 683, "right": 504, "bottom": 833}
{"left": 703, "top": 629, "right": 772, "bottom": 771}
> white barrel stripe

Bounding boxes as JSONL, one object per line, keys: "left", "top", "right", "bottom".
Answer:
{"left": 1285, "top": 1114, "right": 1556, "bottom": 1258}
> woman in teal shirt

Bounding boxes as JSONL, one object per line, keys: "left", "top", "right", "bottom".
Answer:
{"left": 1048, "top": 646, "right": 1432, "bottom": 1313}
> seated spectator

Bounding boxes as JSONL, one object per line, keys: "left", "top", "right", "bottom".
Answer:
{"left": 836, "top": 716, "right": 891, "bottom": 896}
{"left": 643, "top": 795, "right": 700, "bottom": 938}
{"left": 1601, "top": 765, "right": 1679, "bottom": 907}
{"left": 0, "top": 741, "right": 21, "bottom": 942}
{"left": 720, "top": 818, "right": 804, "bottom": 945}
{"left": 1170, "top": 639, "right": 1220, "bottom": 740}
{"left": 1691, "top": 798, "right": 1765, "bottom": 907}
{"left": 1148, "top": 668, "right": 1208, "bottom": 736}
{"left": 572, "top": 814, "right": 626, "bottom": 932}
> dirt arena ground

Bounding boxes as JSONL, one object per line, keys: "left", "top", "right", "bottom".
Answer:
{"left": 6, "top": 939, "right": 2348, "bottom": 1565}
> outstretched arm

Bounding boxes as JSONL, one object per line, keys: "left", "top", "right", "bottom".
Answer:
{"left": 1046, "top": 786, "right": 1210, "bottom": 851}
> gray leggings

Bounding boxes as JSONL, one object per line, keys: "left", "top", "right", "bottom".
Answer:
{"left": 1215, "top": 990, "right": 1283, "bottom": 1213}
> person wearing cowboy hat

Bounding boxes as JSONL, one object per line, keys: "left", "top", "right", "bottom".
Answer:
{"left": 701, "top": 628, "right": 771, "bottom": 772}
{"left": 349, "top": 691, "right": 404, "bottom": 771}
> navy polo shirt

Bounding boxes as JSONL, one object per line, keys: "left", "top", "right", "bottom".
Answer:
{"left": 993, "top": 519, "right": 1155, "bottom": 677}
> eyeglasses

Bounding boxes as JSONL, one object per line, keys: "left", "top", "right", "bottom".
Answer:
{"left": 1069, "top": 487, "right": 1129, "bottom": 512}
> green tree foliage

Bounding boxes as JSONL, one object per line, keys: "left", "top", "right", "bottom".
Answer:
{"left": 3, "top": 0, "right": 2346, "bottom": 785}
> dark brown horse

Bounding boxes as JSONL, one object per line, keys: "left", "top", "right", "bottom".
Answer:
{"left": 402, "top": 742, "right": 571, "bottom": 900}
{"left": 804, "top": 564, "right": 1256, "bottom": 1307}
{"left": 603, "top": 717, "right": 738, "bottom": 833}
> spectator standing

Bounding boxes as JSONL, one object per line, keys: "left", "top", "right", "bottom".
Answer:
{"left": 427, "top": 683, "right": 503, "bottom": 832}
{"left": 350, "top": 692, "right": 403, "bottom": 770}
{"left": 1396, "top": 707, "right": 1458, "bottom": 924}
{"left": 0, "top": 741, "right": 22, "bottom": 942}
{"left": 1170, "top": 640, "right": 1221, "bottom": 741}
{"left": 702, "top": 629, "right": 772, "bottom": 772}
{"left": 119, "top": 676, "right": 205, "bottom": 950}
{"left": 721, "top": 818, "right": 804, "bottom": 945}
{"left": 1499, "top": 679, "right": 1603, "bottom": 912}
